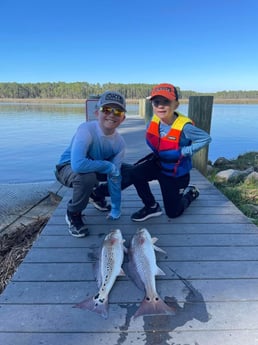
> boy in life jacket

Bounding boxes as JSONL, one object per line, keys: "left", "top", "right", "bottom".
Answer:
{"left": 130, "top": 83, "right": 212, "bottom": 222}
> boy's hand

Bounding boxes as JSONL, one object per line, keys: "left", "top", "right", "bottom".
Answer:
{"left": 106, "top": 209, "right": 121, "bottom": 220}
{"left": 109, "top": 165, "right": 120, "bottom": 177}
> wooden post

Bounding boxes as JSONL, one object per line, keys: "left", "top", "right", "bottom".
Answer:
{"left": 85, "top": 95, "right": 100, "bottom": 121}
{"left": 145, "top": 99, "right": 153, "bottom": 123}
{"left": 138, "top": 99, "right": 144, "bottom": 118}
{"left": 188, "top": 96, "right": 213, "bottom": 176}
{"left": 138, "top": 99, "right": 153, "bottom": 122}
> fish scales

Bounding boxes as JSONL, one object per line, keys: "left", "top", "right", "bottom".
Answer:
{"left": 129, "top": 228, "right": 176, "bottom": 319}
{"left": 75, "top": 229, "right": 126, "bottom": 319}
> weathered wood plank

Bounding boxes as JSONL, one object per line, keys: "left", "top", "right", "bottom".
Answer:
{"left": 52, "top": 204, "right": 244, "bottom": 216}
{"left": 0, "top": 302, "right": 258, "bottom": 332}
{"left": 47, "top": 213, "right": 250, "bottom": 225}
{"left": 41, "top": 222, "right": 258, "bottom": 235}
{"left": 3, "top": 279, "right": 258, "bottom": 304}
{"left": 21, "top": 246, "right": 258, "bottom": 263}
{"left": 53, "top": 199, "right": 237, "bottom": 210}
{"left": 33, "top": 233, "right": 258, "bottom": 248}
{"left": 1, "top": 330, "right": 257, "bottom": 345}
{"left": 11, "top": 261, "right": 258, "bottom": 281}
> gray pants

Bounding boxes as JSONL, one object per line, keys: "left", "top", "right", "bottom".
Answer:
{"left": 55, "top": 164, "right": 99, "bottom": 213}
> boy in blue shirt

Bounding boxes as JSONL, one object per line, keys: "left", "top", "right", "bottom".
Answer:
{"left": 55, "top": 91, "right": 126, "bottom": 237}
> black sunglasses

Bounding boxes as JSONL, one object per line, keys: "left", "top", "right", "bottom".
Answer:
{"left": 152, "top": 99, "right": 172, "bottom": 107}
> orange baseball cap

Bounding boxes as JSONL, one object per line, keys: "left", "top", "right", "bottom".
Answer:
{"left": 149, "top": 83, "right": 178, "bottom": 101}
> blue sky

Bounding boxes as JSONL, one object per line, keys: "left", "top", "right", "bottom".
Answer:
{"left": 1, "top": 0, "right": 258, "bottom": 92}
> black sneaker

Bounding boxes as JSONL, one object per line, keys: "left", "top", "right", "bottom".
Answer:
{"left": 89, "top": 193, "right": 111, "bottom": 212}
{"left": 183, "top": 185, "right": 200, "bottom": 201}
{"left": 131, "top": 203, "right": 162, "bottom": 222}
{"left": 65, "top": 210, "right": 89, "bottom": 238}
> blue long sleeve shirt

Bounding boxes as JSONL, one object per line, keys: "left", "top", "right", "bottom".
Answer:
{"left": 58, "top": 120, "right": 126, "bottom": 213}
{"left": 159, "top": 121, "right": 212, "bottom": 156}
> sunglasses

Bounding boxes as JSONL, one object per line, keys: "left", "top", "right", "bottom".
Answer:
{"left": 100, "top": 106, "right": 125, "bottom": 117}
{"left": 152, "top": 99, "right": 172, "bottom": 107}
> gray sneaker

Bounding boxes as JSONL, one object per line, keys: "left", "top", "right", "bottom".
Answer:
{"left": 65, "top": 210, "right": 89, "bottom": 238}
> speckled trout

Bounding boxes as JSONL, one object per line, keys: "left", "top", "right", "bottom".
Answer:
{"left": 128, "top": 228, "right": 176, "bottom": 319}
{"left": 75, "top": 229, "right": 127, "bottom": 319}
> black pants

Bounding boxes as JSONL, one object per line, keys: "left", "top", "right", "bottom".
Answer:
{"left": 130, "top": 159, "right": 191, "bottom": 218}
{"left": 95, "top": 159, "right": 193, "bottom": 219}
{"left": 94, "top": 163, "right": 134, "bottom": 199}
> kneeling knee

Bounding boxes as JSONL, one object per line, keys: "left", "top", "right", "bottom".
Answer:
{"left": 166, "top": 209, "right": 183, "bottom": 219}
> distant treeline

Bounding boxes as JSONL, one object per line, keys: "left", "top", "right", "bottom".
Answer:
{"left": 0, "top": 82, "right": 258, "bottom": 100}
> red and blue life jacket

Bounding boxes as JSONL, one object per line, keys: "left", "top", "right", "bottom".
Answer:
{"left": 146, "top": 113, "right": 193, "bottom": 177}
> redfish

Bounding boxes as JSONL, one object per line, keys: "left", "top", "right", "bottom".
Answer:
{"left": 75, "top": 229, "right": 126, "bottom": 319}
{"left": 128, "top": 228, "right": 175, "bottom": 319}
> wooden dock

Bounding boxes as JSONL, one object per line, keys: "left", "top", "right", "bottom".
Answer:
{"left": 1, "top": 115, "right": 258, "bottom": 345}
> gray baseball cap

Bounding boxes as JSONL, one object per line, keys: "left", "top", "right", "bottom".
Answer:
{"left": 97, "top": 91, "right": 126, "bottom": 111}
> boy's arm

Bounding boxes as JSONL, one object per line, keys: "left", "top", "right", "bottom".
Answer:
{"left": 181, "top": 124, "right": 212, "bottom": 157}
{"left": 106, "top": 138, "right": 126, "bottom": 220}
{"left": 70, "top": 124, "right": 115, "bottom": 174}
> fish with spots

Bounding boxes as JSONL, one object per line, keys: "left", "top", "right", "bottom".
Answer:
{"left": 75, "top": 229, "right": 127, "bottom": 319}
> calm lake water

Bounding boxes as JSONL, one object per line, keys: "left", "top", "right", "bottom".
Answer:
{"left": 1, "top": 102, "right": 257, "bottom": 183}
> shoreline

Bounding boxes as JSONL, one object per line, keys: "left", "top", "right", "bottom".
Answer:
{"left": 1, "top": 98, "right": 258, "bottom": 104}
{"left": 0, "top": 181, "right": 64, "bottom": 236}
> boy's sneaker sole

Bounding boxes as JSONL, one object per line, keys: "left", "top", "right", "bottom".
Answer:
{"left": 131, "top": 210, "right": 163, "bottom": 222}
{"left": 65, "top": 214, "right": 89, "bottom": 238}
{"left": 184, "top": 185, "right": 200, "bottom": 200}
{"left": 131, "top": 203, "right": 163, "bottom": 222}
{"left": 89, "top": 197, "right": 111, "bottom": 212}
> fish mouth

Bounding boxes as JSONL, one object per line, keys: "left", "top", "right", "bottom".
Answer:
{"left": 109, "top": 229, "right": 122, "bottom": 237}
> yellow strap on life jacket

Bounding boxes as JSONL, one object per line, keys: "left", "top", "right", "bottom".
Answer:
{"left": 151, "top": 113, "right": 192, "bottom": 130}
{"left": 172, "top": 113, "right": 193, "bottom": 130}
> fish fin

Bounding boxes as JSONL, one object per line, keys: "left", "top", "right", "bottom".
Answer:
{"left": 123, "top": 245, "right": 128, "bottom": 254}
{"left": 93, "top": 261, "right": 98, "bottom": 275}
{"left": 74, "top": 295, "right": 109, "bottom": 319}
{"left": 156, "top": 266, "right": 166, "bottom": 276}
{"left": 119, "top": 267, "right": 126, "bottom": 276}
{"left": 133, "top": 295, "right": 176, "bottom": 319}
{"left": 152, "top": 237, "right": 158, "bottom": 244}
{"left": 153, "top": 244, "right": 166, "bottom": 254}
{"left": 150, "top": 234, "right": 166, "bottom": 254}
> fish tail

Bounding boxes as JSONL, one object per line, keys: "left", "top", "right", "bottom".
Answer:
{"left": 74, "top": 296, "right": 109, "bottom": 319}
{"left": 134, "top": 295, "right": 176, "bottom": 319}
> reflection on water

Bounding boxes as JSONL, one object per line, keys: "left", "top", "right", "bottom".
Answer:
{"left": 0, "top": 102, "right": 257, "bottom": 183}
